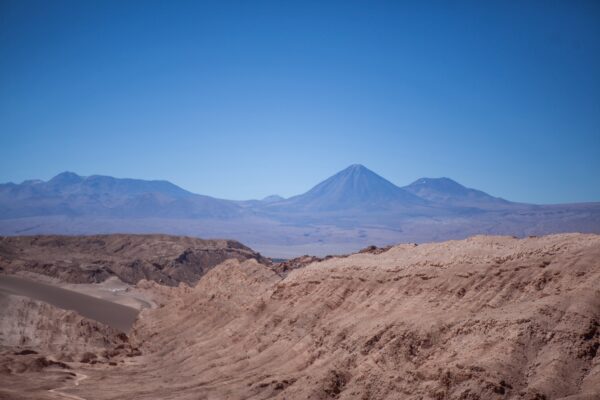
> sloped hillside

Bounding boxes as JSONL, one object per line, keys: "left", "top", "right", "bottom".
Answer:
{"left": 58, "top": 234, "right": 600, "bottom": 400}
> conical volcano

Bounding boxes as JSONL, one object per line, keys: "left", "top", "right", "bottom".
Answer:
{"left": 273, "top": 164, "right": 426, "bottom": 211}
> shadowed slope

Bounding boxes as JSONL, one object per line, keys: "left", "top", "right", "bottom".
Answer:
{"left": 0, "top": 234, "right": 268, "bottom": 286}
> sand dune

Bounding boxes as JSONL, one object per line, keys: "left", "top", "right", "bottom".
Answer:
{"left": 0, "top": 275, "right": 138, "bottom": 332}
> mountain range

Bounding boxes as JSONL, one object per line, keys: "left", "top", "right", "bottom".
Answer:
{"left": 1, "top": 165, "right": 599, "bottom": 257}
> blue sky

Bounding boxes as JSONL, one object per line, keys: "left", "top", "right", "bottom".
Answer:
{"left": 1, "top": 0, "right": 599, "bottom": 203}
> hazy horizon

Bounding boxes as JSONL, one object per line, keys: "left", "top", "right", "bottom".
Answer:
{"left": 1, "top": 1, "right": 599, "bottom": 203}
{"left": 3, "top": 164, "right": 598, "bottom": 206}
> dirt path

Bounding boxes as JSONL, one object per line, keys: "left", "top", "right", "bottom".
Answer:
{"left": 48, "top": 371, "right": 88, "bottom": 400}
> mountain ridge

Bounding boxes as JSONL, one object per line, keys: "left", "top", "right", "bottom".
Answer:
{"left": 0, "top": 171, "right": 240, "bottom": 219}
{"left": 1, "top": 166, "right": 515, "bottom": 208}
{"left": 262, "top": 164, "right": 429, "bottom": 213}
{"left": 402, "top": 176, "right": 517, "bottom": 209}
{"left": 1, "top": 165, "right": 599, "bottom": 257}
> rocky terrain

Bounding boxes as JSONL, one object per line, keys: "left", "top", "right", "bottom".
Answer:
{"left": 0, "top": 234, "right": 268, "bottom": 286}
{"left": 0, "top": 291, "right": 142, "bottom": 400}
{"left": 0, "top": 293, "right": 128, "bottom": 358}
{"left": 1, "top": 233, "right": 598, "bottom": 399}
{"left": 271, "top": 245, "right": 392, "bottom": 276}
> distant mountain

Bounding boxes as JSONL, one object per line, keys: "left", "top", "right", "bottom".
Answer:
{"left": 403, "top": 177, "right": 516, "bottom": 209}
{"left": 233, "top": 194, "right": 286, "bottom": 208}
{"left": 52, "top": 172, "right": 193, "bottom": 198}
{"left": 266, "top": 164, "right": 426, "bottom": 212}
{"left": 0, "top": 166, "right": 599, "bottom": 257}
{"left": 0, "top": 172, "right": 240, "bottom": 219}
{"left": 261, "top": 195, "right": 285, "bottom": 203}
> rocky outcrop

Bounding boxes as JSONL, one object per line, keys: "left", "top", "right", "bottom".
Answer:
{"left": 271, "top": 254, "right": 328, "bottom": 276}
{"left": 0, "top": 293, "right": 127, "bottom": 360}
{"left": 0, "top": 234, "right": 269, "bottom": 286}
{"left": 357, "top": 244, "right": 393, "bottom": 255}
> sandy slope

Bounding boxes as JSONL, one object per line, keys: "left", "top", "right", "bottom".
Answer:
{"left": 0, "top": 275, "right": 139, "bottom": 332}
{"left": 39, "top": 233, "right": 597, "bottom": 400}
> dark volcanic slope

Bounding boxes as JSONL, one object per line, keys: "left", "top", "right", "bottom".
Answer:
{"left": 0, "top": 234, "right": 268, "bottom": 286}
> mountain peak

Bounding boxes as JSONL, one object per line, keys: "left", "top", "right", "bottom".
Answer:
{"left": 48, "top": 171, "right": 84, "bottom": 185}
{"left": 346, "top": 163, "right": 367, "bottom": 170}
{"left": 340, "top": 164, "right": 371, "bottom": 175}
{"left": 276, "top": 165, "right": 426, "bottom": 211}
{"left": 262, "top": 194, "right": 285, "bottom": 203}
{"left": 403, "top": 177, "right": 509, "bottom": 208}
{"left": 409, "top": 177, "right": 465, "bottom": 190}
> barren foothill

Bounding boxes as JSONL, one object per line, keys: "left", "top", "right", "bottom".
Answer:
{"left": 1, "top": 233, "right": 598, "bottom": 399}
{"left": 0, "top": 234, "right": 268, "bottom": 286}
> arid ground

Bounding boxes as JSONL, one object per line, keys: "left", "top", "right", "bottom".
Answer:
{"left": 1, "top": 233, "right": 599, "bottom": 399}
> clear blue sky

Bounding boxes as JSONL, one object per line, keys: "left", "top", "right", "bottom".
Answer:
{"left": 1, "top": 0, "right": 599, "bottom": 203}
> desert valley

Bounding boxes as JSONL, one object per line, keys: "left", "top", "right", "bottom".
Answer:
{"left": 2, "top": 1, "right": 599, "bottom": 398}
{"left": 1, "top": 232, "right": 599, "bottom": 399}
